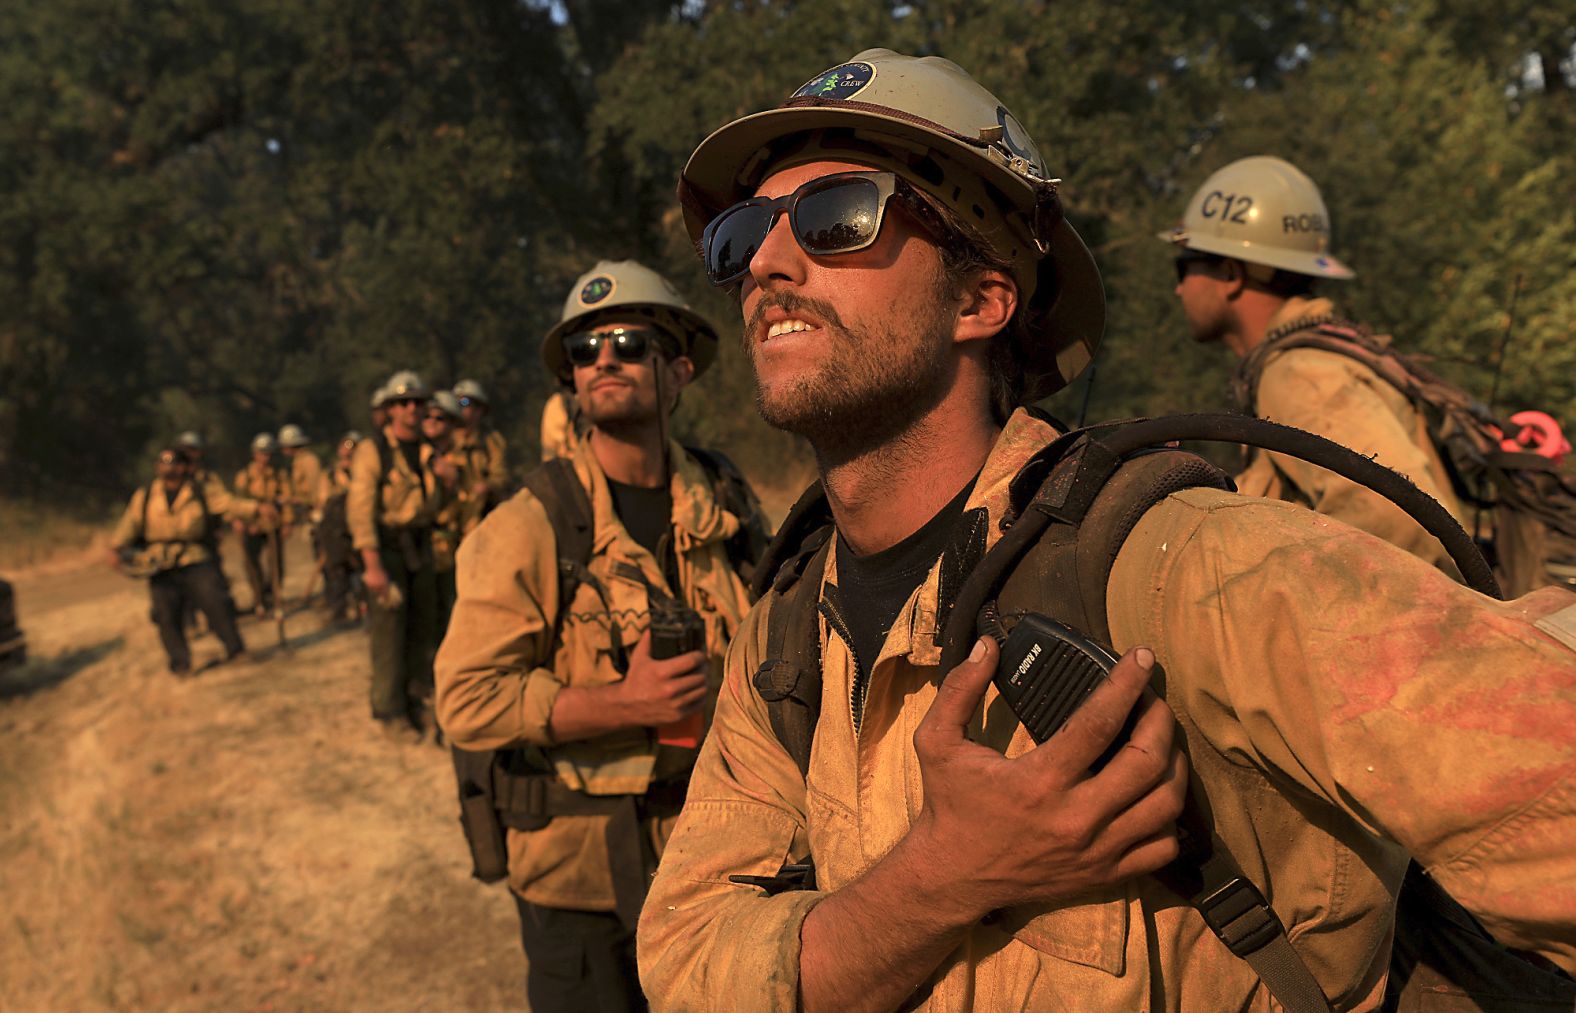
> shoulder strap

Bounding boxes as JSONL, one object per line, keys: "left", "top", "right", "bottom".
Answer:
{"left": 522, "top": 458, "right": 594, "bottom": 570}
{"left": 138, "top": 481, "right": 155, "bottom": 540}
{"left": 752, "top": 534, "right": 832, "bottom": 776}
{"left": 518, "top": 458, "right": 625, "bottom": 668}
{"left": 1234, "top": 317, "right": 1414, "bottom": 414}
{"left": 189, "top": 475, "right": 216, "bottom": 548}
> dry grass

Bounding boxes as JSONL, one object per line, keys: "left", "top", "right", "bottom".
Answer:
{"left": 0, "top": 498, "right": 115, "bottom": 574}
{"left": 0, "top": 540, "right": 521, "bottom": 1011}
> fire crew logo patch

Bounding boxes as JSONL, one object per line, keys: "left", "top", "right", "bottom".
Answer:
{"left": 580, "top": 276, "right": 615, "bottom": 306}
{"left": 792, "top": 62, "right": 876, "bottom": 101}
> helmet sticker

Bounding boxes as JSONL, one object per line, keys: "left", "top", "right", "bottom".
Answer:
{"left": 579, "top": 275, "right": 616, "bottom": 306}
{"left": 791, "top": 62, "right": 876, "bottom": 101}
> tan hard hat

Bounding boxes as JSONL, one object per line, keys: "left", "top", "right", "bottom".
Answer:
{"left": 379, "top": 370, "right": 431, "bottom": 405}
{"left": 541, "top": 260, "right": 719, "bottom": 380}
{"left": 452, "top": 378, "right": 489, "bottom": 405}
{"left": 277, "top": 423, "right": 310, "bottom": 448}
{"left": 429, "top": 390, "right": 462, "bottom": 420}
{"left": 1159, "top": 156, "right": 1354, "bottom": 279}
{"left": 679, "top": 48, "right": 1105, "bottom": 400}
{"left": 250, "top": 432, "right": 278, "bottom": 454}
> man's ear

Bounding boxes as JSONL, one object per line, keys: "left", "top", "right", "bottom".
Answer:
{"left": 1223, "top": 259, "right": 1248, "bottom": 300}
{"left": 955, "top": 268, "right": 1018, "bottom": 345}
{"left": 667, "top": 355, "right": 696, "bottom": 391}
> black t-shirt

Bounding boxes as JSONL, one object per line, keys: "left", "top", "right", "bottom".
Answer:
{"left": 607, "top": 478, "right": 673, "bottom": 559}
{"left": 396, "top": 438, "right": 422, "bottom": 476}
{"left": 833, "top": 475, "right": 977, "bottom": 672}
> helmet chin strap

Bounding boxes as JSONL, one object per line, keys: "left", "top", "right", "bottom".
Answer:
{"left": 654, "top": 358, "right": 671, "bottom": 486}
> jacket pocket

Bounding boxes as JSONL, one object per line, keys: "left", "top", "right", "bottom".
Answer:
{"left": 1000, "top": 892, "right": 1129, "bottom": 975}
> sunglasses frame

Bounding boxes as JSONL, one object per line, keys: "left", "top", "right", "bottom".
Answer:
{"left": 1173, "top": 250, "right": 1225, "bottom": 285}
{"left": 702, "top": 170, "right": 902, "bottom": 286}
{"left": 560, "top": 325, "right": 665, "bottom": 370}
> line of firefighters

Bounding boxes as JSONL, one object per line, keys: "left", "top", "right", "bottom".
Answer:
{"left": 109, "top": 377, "right": 514, "bottom": 697}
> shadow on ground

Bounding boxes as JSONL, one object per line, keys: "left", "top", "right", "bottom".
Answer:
{"left": 0, "top": 636, "right": 123, "bottom": 699}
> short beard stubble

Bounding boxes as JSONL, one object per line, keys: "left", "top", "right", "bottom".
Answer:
{"left": 744, "top": 279, "right": 956, "bottom": 463}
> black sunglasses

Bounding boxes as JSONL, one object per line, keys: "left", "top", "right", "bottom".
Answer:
{"left": 561, "top": 326, "right": 664, "bottom": 369}
{"left": 388, "top": 396, "right": 424, "bottom": 408}
{"left": 702, "top": 171, "right": 905, "bottom": 286}
{"left": 1174, "top": 250, "right": 1225, "bottom": 284}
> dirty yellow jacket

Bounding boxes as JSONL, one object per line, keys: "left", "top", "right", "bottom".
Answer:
{"left": 431, "top": 442, "right": 482, "bottom": 573}
{"left": 346, "top": 429, "right": 445, "bottom": 553}
{"left": 638, "top": 409, "right": 1576, "bottom": 1011}
{"left": 316, "top": 462, "right": 352, "bottom": 508}
{"left": 232, "top": 462, "right": 289, "bottom": 535}
{"left": 434, "top": 438, "right": 755, "bottom": 911}
{"left": 286, "top": 451, "right": 324, "bottom": 517}
{"left": 540, "top": 390, "right": 583, "bottom": 462}
{"left": 455, "top": 425, "right": 510, "bottom": 499}
{"left": 112, "top": 479, "right": 260, "bottom": 572}
{"left": 1236, "top": 297, "right": 1467, "bottom": 570}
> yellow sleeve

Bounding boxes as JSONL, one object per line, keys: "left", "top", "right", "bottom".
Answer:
{"left": 346, "top": 440, "right": 381, "bottom": 552}
{"left": 433, "top": 493, "right": 565, "bottom": 749}
{"left": 294, "top": 455, "right": 323, "bottom": 506}
{"left": 1109, "top": 488, "right": 1576, "bottom": 973}
{"left": 1255, "top": 348, "right": 1460, "bottom": 564}
{"left": 637, "top": 602, "right": 825, "bottom": 1011}
{"left": 486, "top": 430, "right": 510, "bottom": 493}
{"left": 204, "top": 478, "right": 259, "bottom": 521}
{"left": 111, "top": 489, "right": 145, "bottom": 550}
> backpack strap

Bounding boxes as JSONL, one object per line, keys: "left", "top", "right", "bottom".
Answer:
{"left": 520, "top": 458, "right": 607, "bottom": 656}
{"left": 751, "top": 534, "right": 832, "bottom": 777}
{"left": 189, "top": 475, "right": 217, "bottom": 552}
{"left": 138, "top": 481, "right": 154, "bottom": 543}
{"left": 747, "top": 480, "right": 836, "bottom": 776}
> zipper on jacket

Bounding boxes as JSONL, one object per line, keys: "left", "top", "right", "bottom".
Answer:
{"left": 818, "top": 592, "right": 868, "bottom": 734}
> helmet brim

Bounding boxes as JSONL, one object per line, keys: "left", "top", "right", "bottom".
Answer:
{"left": 1158, "top": 228, "right": 1355, "bottom": 280}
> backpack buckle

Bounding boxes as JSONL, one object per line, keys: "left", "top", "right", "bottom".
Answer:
{"left": 1198, "top": 874, "right": 1283, "bottom": 957}
{"left": 753, "top": 661, "right": 805, "bottom": 702}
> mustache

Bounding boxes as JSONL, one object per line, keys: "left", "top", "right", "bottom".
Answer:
{"left": 742, "top": 292, "right": 850, "bottom": 348}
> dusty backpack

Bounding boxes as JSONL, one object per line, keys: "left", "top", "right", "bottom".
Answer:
{"left": 745, "top": 410, "right": 1574, "bottom": 1013}
{"left": 1235, "top": 315, "right": 1576, "bottom": 597}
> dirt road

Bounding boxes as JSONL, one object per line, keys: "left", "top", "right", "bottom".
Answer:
{"left": 0, "top": 535, "right": 522, "bottom": 1010}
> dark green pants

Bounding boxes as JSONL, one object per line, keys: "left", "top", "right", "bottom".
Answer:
{"left": 367, "top": 533, "right": 437, "bottom": 724}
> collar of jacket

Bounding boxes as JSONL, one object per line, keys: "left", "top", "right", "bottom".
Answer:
{"left": 379, "top": 425, "right": 436, "bottom": 470}
{"left": 152, "top": 479, "right": 194, "bottom": 512}
{"left": 1230, "top": 295, "right": 1341, "bottom": 412}
{"left": 568, "top": 435, "right": 733, "bottom": 557}
{"left": 1262, "top": 295, "right": 1337, "bottom": 345}
{"left": 822, "top": 407, "right": 1062, "bottom": 670}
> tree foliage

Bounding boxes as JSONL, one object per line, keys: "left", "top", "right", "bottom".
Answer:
{"left": 0, "top": 0, "right": 1570, "bottom": 497}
